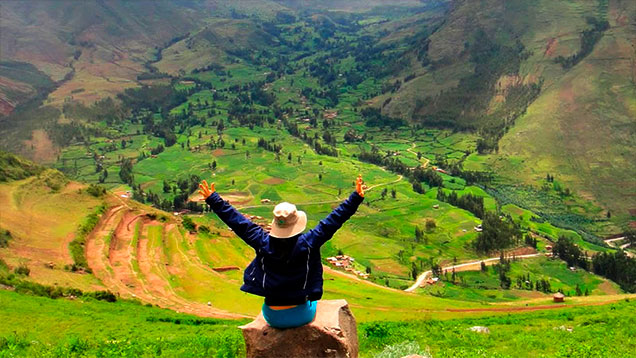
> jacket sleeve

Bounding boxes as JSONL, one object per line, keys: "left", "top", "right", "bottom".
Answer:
{"left": 306, "top": 191, "right": 364, "bottom": 248}
{"left": 205, "top": 192, "right": 266, "bottom": 250}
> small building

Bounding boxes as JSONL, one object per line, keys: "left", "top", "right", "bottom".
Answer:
{"left": 433, "top": 204, "right": 440, "bottom": 209}
{"left": 546, "top": 245, "right": 553, "bottom": 251}
{"left": 474, "top": 224, "right": 483, "bottom": 232}
{"left": 553, "top": 292, "right": 565, "bottom": 303}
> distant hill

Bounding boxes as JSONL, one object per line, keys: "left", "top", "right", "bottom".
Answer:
{"left": 0, "top": 0, "right": 208, "bottom": 111}
{"left": 373, "top": 0, "right": 636, "bottom": 225}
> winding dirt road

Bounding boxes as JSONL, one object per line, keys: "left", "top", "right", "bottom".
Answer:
{"left": 405, "top": 254, "right": 542, "bottom": 292}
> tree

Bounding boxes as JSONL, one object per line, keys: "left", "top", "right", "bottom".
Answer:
{"left": 391, "top": 188, "right": 396, "bottom": 199}
{"left": 425, "top": 219, "right": 436, "bottom": 231}
{"left": 163, "top": 180, "right": 171, "bottom": 193}
{"left": 119, "top": 158, "right": 134, "bottom": 185}
{"left": 212, "top": 160, "right": 217, "bottom": 170}
{"left": 412, "top": 181, "right": 424, "bottom": 194}
{"left": 415, "top": 226, "right": 424, "bottom": 243}
{"left": 481, "top": 261, "right": 487, "bottom": 272}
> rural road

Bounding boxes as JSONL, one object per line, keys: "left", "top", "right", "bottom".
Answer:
{"left": 405, "top": 253, "right": 542, "bottom": 292}
{"left": 406, "top": 143, "right": 430, "bottom": 169}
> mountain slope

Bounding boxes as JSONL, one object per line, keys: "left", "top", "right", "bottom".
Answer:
{"left": 373, "top": 0, "right": 635, "bottom": 228}
{"left": 0, "top": 0, "right": 207, "bottom": 111}
{"left": 495, "top": 0, "right": 636, "bottom": 223}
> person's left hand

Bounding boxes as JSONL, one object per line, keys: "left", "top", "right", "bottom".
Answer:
{"left": 198, "top": 180, "right": 215, "bottom": 199}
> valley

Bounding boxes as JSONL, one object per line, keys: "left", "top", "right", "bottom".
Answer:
{"left": 0, "top": 0, "right": 635, "bottom": 357}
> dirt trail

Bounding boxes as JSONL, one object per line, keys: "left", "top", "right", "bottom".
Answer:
{"left": 405, "top": 254, "right": 542, "bottom": 292}
{"left": 406, "top": 143, "right": 430, "bottom": 169}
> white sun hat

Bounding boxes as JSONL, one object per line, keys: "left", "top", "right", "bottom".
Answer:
{"left": 269, "top": 202, "right": 307, "bottom": 238}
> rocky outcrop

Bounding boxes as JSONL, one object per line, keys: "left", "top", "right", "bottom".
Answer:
{"left": 239, "top": 299, "right": 358, "bottom": 358}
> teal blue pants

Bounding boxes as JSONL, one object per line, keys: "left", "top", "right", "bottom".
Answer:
{"left": 262, "top": 301, "right": 317, "bottom": 329}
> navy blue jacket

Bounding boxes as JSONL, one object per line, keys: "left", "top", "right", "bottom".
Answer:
{"left": 206, "top": 191, "right": 364, "bottom": 304}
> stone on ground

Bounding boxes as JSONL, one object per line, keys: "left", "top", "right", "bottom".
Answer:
{"left": 239, "top": 299, "right": 358, "bottom": 358}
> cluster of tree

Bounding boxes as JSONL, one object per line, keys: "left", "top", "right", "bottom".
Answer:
{"left": 515, "top": 273, "right": 554, "bottom": 293}
{"left": 551, "top": 235, "right": 636, "bottom": 293}
{"left": 343, "top": 129, "right": 365, "bottom": 142}
{"left": 281, "top": 119, "right": 338, "bottom": 157}
{"left": 150, "top": 144, "right": 165, "bottom": 155}
{"left": 257, "top": 137, "right": 282, "bottom": 153}
{"left": 524, "top": 234, "right": 538, "bottom": 249}
{"left": 474, "top": 212, "right": 521, "bottom": 253}
{"left": 47, "top": 121, "right": 101, "bottom": 147}
{"left": 361, "top": 107, "right": 406, "bottom": 129}
{"left": 86, "top": 184, "right": 106, "bottom": 197}
{"left": 412, "top": 167, "right": 443, "bottom": 187}
{"left": 555, "top": 17, "right": 609, "bottom": 69}
{"left": 62, "top": 98, "right": 126, "bottom": 124}
{"left": 552, "top": 236, "right": 589, "bottom": 270}
{"left": 117, "top": 85, "right": 191, "bottom": 116}
{"left": 436, "top": 190, "right": 484, "bottom": 218}
{"left": 592, "top": 251, "right": 636, "bottom": 293}
{"left": 493, "top": 252, "right": 512, "bottom": 289}
{"left": 414, "top": 226, "right": 428, "bottom": 244}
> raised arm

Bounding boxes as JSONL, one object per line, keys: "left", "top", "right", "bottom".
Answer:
{"left": 199, "top": 180, "right": 266, "bottom": 250}
{"left": 306, "top": 175, "right": 365, "bottom": 248}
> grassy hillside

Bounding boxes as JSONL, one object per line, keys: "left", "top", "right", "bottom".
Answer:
{"left": 494, "top": 0, "right": 636, "bottom": 229}
{"left": 1, "top": 289, "right": 634, "bottom": 357}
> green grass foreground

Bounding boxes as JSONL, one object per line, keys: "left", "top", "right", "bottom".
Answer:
{"left": 1, "top": 290, "right": 634, "bottom": 357}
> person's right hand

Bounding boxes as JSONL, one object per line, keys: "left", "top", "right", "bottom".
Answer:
{"left": 356, "top": 175, "right": 365, "bottom": 197}
{"left": 198, "top": 180, "right": 215, "bottom": 199}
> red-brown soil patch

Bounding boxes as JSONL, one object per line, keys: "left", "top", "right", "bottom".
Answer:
{"left": 211, "top": 149, "right": 225, "bottom": 156}
{"left": 508, "top": 247, "right": 538, "bottom": 256}
{"left": 262, "top": 177, "right": 285, "bottom": 185}
{"left": 220, "top": 191, "right": 251, "bottom": 205}
{"left": 544, "top": 37, "right": 558, "bottom": 57}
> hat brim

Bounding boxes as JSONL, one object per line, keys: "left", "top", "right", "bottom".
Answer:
{"left": 269, "top": 210, "right": 307, "bottom": 239}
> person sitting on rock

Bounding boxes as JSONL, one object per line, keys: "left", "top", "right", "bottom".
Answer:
{"left": 198, "top": 175, "right": 366, "bottom": 329}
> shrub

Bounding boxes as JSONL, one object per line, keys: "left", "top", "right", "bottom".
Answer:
{"left": 0, "top": 229, "right": 11, "bottom": 248}
{"left": 14, "top": 264, "right": 30, "bottom": 276}
{"left": 68, "top": 205, "right": 106, "bottom": 271}
{"left": 86, "top": 184, "right": 106, "bottom": 197}
{"left": 182, "top": 216, "right": 196, "bottom": 232}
